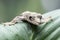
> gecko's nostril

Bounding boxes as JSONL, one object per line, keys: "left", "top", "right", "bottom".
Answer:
{"left": 40, "top": 16, "right": 42, "bottom": 19}
{"left": 37, "top": 15, "right": 42, "bottom": 19}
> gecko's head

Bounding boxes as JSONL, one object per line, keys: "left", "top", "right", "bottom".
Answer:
{"left": 22, "top": 11, "right": 44, "bottom": 25}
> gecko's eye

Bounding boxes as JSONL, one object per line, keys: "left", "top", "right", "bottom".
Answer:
{"left": 29, "top": 16, "right": 35, "bottom": 21}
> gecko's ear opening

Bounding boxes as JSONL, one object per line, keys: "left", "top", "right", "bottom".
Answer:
{"left": 29, "top": 16, "right": 35, "bottom": 21}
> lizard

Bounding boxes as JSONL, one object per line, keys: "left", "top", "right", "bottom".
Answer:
{"left": 3, "top": 11, "right": 52, "bottom": 26}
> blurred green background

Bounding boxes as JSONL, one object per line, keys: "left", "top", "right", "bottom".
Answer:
{"left": 0, "top": 0, "right": 45, "bottom": 22}
{"left": 0, "top": 0, "right": 60, "bottom": 22}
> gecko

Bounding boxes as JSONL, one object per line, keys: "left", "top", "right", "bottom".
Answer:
{"left": 3, "top": 11, "right": 52, "bottom": 26}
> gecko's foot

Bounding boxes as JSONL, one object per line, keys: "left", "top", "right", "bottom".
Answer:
{"left": 3, "top": 22, "right": 15, "bottom": 26}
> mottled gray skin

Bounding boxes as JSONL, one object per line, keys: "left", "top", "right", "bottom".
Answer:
{"left": 3, "top": 11, "right": 52, "bottom": 26}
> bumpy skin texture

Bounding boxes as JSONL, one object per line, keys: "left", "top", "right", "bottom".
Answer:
{"left": 3, "top": 11, "right": 52, "bottom": 26}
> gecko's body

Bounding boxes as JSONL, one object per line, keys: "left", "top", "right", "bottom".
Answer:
{"left": 3, "top": 11, "right": 52, "bottom": 26}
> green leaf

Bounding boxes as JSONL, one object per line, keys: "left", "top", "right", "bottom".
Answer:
{"left": 0, "top": 22, "right": 33, "bottom": 40}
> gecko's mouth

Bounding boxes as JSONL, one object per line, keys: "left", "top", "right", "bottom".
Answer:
{"left": 36, "top": 21, "right": 44, "bottom": 25}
